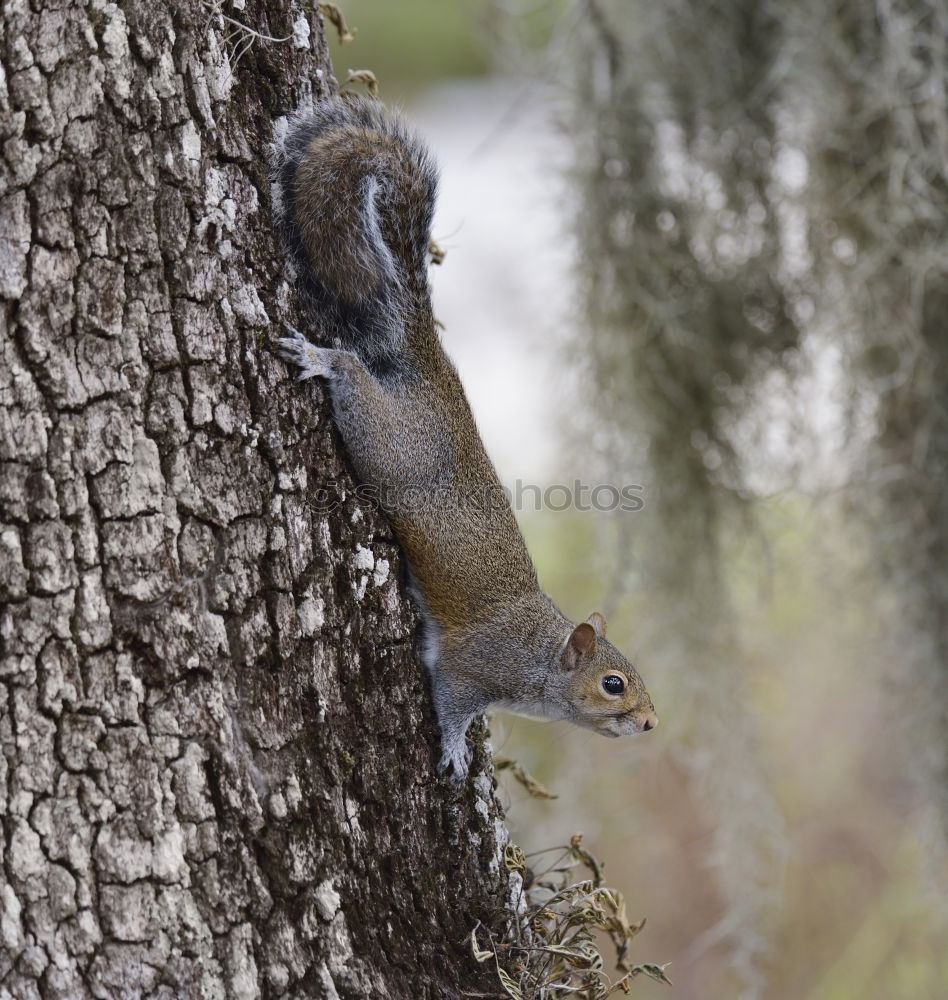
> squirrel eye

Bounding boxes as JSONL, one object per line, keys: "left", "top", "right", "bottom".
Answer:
{"left": 601, "top": 674, "right": 626, "bottom": 696}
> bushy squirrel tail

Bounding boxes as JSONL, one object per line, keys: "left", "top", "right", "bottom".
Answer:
{"left": 273, "top": 96, "right": 438, "bottom": 373}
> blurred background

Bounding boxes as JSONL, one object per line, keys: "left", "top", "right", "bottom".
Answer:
{"left": 329, "top": 2, "right": 948, "bottom": 997}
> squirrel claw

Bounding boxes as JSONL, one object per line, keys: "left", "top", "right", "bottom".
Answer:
{"left": 276, "top": 329, "right": 334, "bottom": 380}
{"left": 437, "top": 742, "right": 472, "bottom": 782}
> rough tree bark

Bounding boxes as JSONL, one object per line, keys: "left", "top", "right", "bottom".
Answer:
{"left": 0, "top": 3, "right": 512, "bottom": 998}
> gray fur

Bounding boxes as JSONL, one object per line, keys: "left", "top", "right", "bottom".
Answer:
{"left": 274, "top": 97, "right": 658, "bottom": 780}
{"left": 271, "top": 96, "right": 438, "bottom": 375}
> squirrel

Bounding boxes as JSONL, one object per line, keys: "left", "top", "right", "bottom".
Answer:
{"left": 273, "top": 96, "right": 658, "bottom": 779}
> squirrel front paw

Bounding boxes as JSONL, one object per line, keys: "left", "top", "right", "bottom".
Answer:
{"left": 437, "top": 736, "right": 472, "bottom": 782}
{"left": 276, "top": 325, "right": 335, "bottom": 381}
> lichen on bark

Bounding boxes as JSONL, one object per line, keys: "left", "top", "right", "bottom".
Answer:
{"left": 0, "top": 3, "right": 511, "bottom": 997}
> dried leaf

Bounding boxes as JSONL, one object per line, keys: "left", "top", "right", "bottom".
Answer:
{"left": 496, "top": 966, "right": 524, "bottom": 1000}
{"left": 470, "top": 927, "right": 492, "bottom": 964}
{"left": 504, "top": 843, "right": 527, "bottom": 874}
{"left": 629, "top": 962, "right": 673, "bottom": 986}
{"left": 569, "top": 843, "right": 604, "bottom": 887}
{"left": 429, "top": 238, "right": 446, "bottom": 265}
{"left": 318, "top": 2, "right": 355, "bottom": 43}
{"left": 344, "top": 68, "right": 378, "bottom": 96}
{"left": 472, "top": 836, "right": 663, "bottom": 996}
{"left": 563, "top": 942, "right": 603, "bottom": 970}
{"left": 494, "top": 757, "right": 559, "bottom": 799}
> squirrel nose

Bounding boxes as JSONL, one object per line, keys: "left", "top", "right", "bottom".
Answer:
{"left": 641, "top": 712, "right": 658, "bottom": 732}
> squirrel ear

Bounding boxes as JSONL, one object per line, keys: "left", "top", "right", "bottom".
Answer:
{"left": 563, "top": 622, "right": 597, "bottom": 670}
{"left": 586, "top": 612, "right": 607, "bottom": 638}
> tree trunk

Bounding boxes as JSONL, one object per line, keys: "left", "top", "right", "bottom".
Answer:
{"left": 0, "top": 4, "right": 511, "bottom": 998}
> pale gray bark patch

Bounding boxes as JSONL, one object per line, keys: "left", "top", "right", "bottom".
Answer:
{"left": 1, "top": 3, "right": 512, "bottom": 998}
